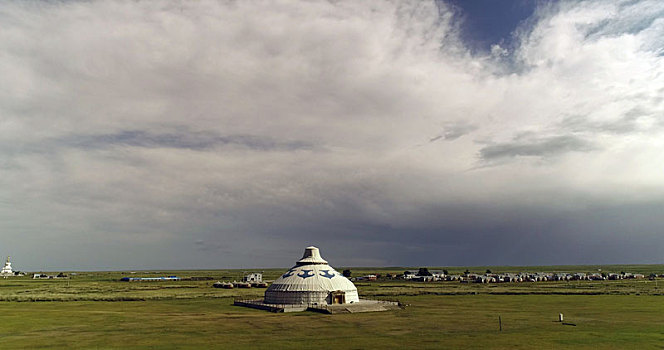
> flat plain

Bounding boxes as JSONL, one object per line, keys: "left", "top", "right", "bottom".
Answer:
{"left": 0, "top": 265, "right": 662, "bottom": 349}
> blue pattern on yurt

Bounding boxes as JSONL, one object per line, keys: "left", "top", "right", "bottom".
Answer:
{"left": 282, "top": 268, "right": 297, "bottom": 278}
{"left": 319, "top": 270, "right": 335, "bottom": 279}
{"left": 298, "top": 270, "right": 314, "bottom": 279}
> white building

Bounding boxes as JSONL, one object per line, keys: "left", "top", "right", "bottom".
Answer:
{"left": 243, "top": 272, "right": 262, "bottom": 283}
{"left": 0, "top": 256, "right": 13, "bottom": 276}
{"left": 264, "top": 246, "right": 359, "bottom": 305}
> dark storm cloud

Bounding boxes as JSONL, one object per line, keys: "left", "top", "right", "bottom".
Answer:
{"left": 194, "top": 239, "right": 232, "bottom": 253}
{"left": 222, "top": 198, "right": 664, "bottom": 266}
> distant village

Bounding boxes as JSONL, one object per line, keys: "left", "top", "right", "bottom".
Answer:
{"left": 351, "top": 268, "right": 654, "bottom": 283}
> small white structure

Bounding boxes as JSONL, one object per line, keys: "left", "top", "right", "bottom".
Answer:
{"left": 0, "top": 256, "right": 13, "bottom": 276}
{"left": 264, "top": 246, "right": 359, "bottom": 305}
{"left": 243, "top": 272, "right": 262, "bottom": 283}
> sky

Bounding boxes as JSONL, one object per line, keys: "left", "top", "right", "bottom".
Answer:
{"left": 1, "top": 0, "right": 663, "bottom": 271}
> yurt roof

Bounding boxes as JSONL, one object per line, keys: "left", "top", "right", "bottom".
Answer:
{"left": 296, "top": 246, "right": 328, "bottom": 265}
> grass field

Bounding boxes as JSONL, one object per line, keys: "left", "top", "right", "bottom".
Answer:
{"left": 0, "top": 265, "right": 662, "bottom": 349}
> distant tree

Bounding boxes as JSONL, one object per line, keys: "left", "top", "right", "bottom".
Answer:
{"left": 442, "top": 269, "right": 449, "bottom": 275}
{"left": 418, "top": 268, "right": 432, "bottom": 276}
{"left": 342, "top": 269, "right": 352, "bottom": 278}
{"left": 486, "top": 269, "right": 492, "bottom": 274}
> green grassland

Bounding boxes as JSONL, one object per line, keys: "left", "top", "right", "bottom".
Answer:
{"left": 0, "top": 265, "right": 662, "bottom": 349}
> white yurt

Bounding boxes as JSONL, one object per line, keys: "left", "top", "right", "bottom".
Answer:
{"left": 264, "top": 246, "right": 359, "bottom": 305}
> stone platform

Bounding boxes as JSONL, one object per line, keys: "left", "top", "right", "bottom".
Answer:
{"left": 233, "top": 299, "right": 401, "bottom": 314}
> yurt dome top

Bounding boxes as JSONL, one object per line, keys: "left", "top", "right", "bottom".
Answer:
{"left": 296, "top": 246, "right": 328, "bottom": 265}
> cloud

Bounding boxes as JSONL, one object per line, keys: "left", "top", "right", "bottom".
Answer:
{"left": 479, "top": 134, "right": 595, "bottom": 161}
{"left": 0, "top": 0, "right": 663, "bottom": 269}
{"left": 57, "top": 130, "right": 315, "bottom": 152}
{"left": 441, "top": 122, "right": 478, "bottom": 141}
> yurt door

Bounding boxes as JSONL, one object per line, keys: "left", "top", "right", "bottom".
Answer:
{"left": 331, "top": 291, "right": 345, "bottom": 304}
